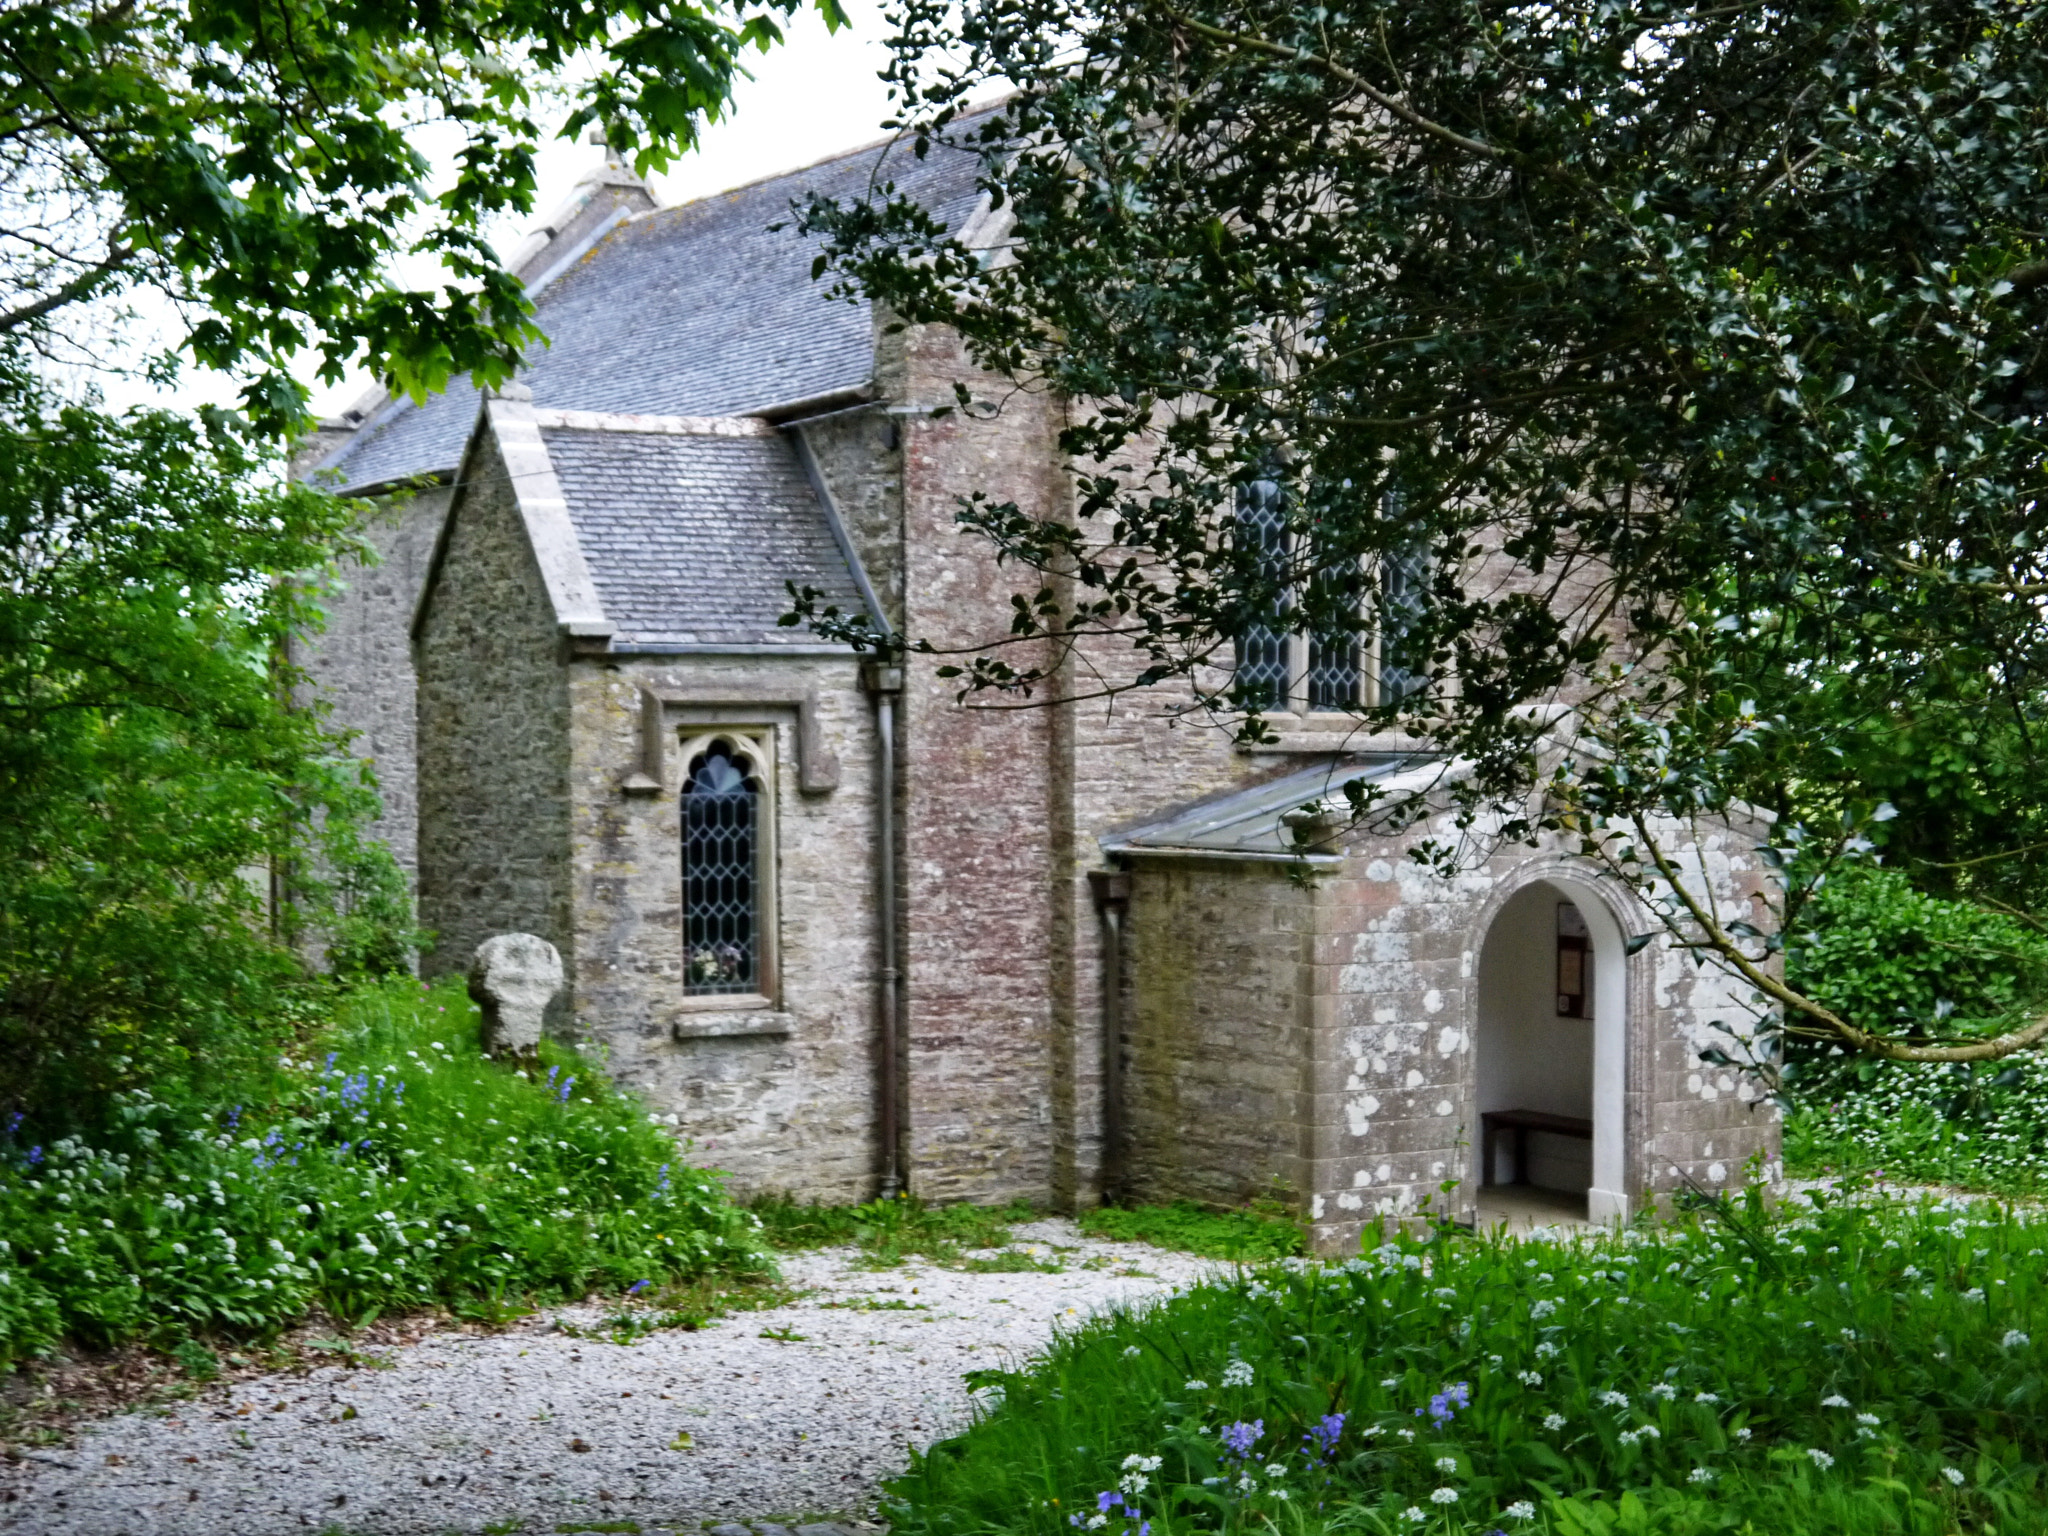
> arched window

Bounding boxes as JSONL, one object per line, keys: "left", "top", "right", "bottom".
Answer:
{"left": 682, "top": 737, "right": 763, "bottom": 996}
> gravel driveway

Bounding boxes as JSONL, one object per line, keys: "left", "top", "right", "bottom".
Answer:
{"left": 0, "top": 1221, "right": 1216, "bottom": 1536}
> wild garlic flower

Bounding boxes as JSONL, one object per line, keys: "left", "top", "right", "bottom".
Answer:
{"left": 1430, "top": 1487, "right": 1459, "bottom": 1505}
{"left": 1435, "top": 1456, "right": 1458, "bottom": 1473}
{"left": 1807, "top": 1449, "right": 1835, "bottom": 1471}
{"left": 1505, "top": 1501, "right": 1536, "bottom": 1520}
{"left": 1221, "top": 1360, "right": 1255, "bottom": 1387}
{"left": 1402, "top": 1508, "right": 1426, "bottom": 1524}
{"left": 1943, "top": 1467, "right": 1967, "bottom": 1486}
{"left": 1517, "top": 1371, "right": 1543, "bottom": 1387}
{"left": 1694, "top": 1392, "right": 1720, "bottom": 1404}
{"left": 1542, "top": 1413, "right": 1567, "bottom": 1431}
{"left": 1649, "top": 1383, "right": 1677, "bottom": 1400}
{"left": 1596, "top": 1391, "right": 1630, "bottom": 1408}
{"left": 1820, "top": 1394, "right": 1851, "bottom": 1408}
{"left": 2002, "top": 1330, "right": 2030, "bottom": 1349}
{"left": 1688, "top": 1468, "right": 1715, "bottom": 1484}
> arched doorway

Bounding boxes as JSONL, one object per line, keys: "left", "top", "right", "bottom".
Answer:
{"left": 1474, "top": 877, "right": 1629, "bottom": 1227}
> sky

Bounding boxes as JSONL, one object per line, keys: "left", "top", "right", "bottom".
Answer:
{"left": 93, "top": 0, "right": 898, "bottom": 419}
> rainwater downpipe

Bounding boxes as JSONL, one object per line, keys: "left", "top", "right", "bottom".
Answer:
{"left": 788, "top": 421, "right": 905, "bottom": 1198}
{"left": 1088, "top": 868, "right": 1132, "bottom": 1204}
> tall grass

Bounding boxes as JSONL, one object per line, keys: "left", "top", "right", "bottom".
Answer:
{"left": 0, "top": 979, "right": 761, "bottom": 1364}
{"left": 891, "top": 1189, "right": 2048, "bottom": 1535}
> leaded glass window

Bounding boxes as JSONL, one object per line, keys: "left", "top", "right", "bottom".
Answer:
{"left": 683, "top": 737, "right": 761, "bottom": 996}
{"left": 1378, "top": 542, "right": 1430, "bottom": 703}
{"left": 1234, "top": 474, "right": 1291, "bottom": 707}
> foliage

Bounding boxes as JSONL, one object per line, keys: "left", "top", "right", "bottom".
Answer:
{"left": 895, "top": 1193, "right": 2048, "bottom": 1536}
{"left": 0, "top": 979, "right": 763, "bottom": 1367}
{"left": 797, "top": 0, "right": 2048, "bottom": 1063}
{"left": 0, "top": 0, "right": 843, "bottom": 426}
{"left": 1078, "top": 1202, "right": 1303, "bottom": 1263}
{"left": 748, "top": 1192, "right": 1036, "bottom": 1264}
{"left": 1782, "top": 865, "right": 2048, "bottom": 1193}
{"left": 0, "top": 362, "right": 394, "bottom": 1125}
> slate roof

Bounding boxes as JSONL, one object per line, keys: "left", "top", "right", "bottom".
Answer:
{"left": 542, "top": 425, "right": 863, "bottom": 648}
{"left": 1100, "top": 756, "right": 1439, "bottom": 863}
{"left": 317, "top": 134, "right": 989, "bottom": 493}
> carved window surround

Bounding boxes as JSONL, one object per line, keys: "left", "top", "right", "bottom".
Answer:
{"left": 621, "top": 685, "right": 840, "bottom": 797}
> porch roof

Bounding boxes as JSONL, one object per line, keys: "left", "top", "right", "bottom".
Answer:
{"left": 1100, "top": 754, "right": 1441, "bottom": 865}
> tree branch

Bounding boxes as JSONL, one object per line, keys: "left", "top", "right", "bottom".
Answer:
{"left": 0, "top": 244, "right": 131, "bottom": 333}
{"left": 1628, "top": 812, "right": 2048, "bottom": 1063}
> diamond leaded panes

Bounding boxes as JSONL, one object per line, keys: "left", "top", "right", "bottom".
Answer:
{"left": 683, "top": 738, "right": 760, "bottom": 995}
{"left": 1234, "top": 475, "right": 1291, "bottom": 707}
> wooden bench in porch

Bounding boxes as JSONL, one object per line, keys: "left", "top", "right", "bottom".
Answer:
{"left": 1480, "top": 1108, "right": 1593, "bottom": 1187}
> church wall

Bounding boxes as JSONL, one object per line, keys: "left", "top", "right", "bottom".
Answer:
{"left": 886, "top": 321, "right": 1065, "bottom": 1205}
{"left": 413, "top": 440, "right": 576, "bottom": 998}
{"left": 1120, "top": 858, "right": 1317, "bottom": 1210}
{"left": 561, "top": 655, "right": 885, "bottom": 1202}
{"left": 288, "top": 484, "right": 450, "bottom": 879}
{"left": 797, "top": 403, "right": 905, "bottom": 633}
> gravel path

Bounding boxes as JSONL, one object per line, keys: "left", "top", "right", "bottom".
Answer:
{"left": 0, "top": 1221, "right": 1217, "bottom": 1536}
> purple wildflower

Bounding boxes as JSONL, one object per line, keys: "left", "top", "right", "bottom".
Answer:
{"left": 226, "top": 1105, "right": 242, "bottom": 1131}
{"left": 546, "top": 1066, "right": 560, "bottom": 1089}
{"left": 1425, "top": 1381, "right": 1471, "bottom": 1427}
{"left": 1220, "top": 1419, "right": 1263, "bottom": 1458}
{"left": 1305, "top": 1411, "right": 1346, "bottom": 1459}
{"left": 4, "top": 1111, "right": 22, "bottom": 1138}
{"left": 655, "top": 1162, "right": 673, "bottom": 1196}
{"left": 627, "top": 1279, "right": 651, "bottom": 1295}
{"left": 557, "top": 1075, "right": 576, "bottom": 1103}
{"left": 25, "top": 1145, "right": 41, "bottom": 1167}
{"left": 1097, "top": 1492, "right": 1124, "bottom": 1513}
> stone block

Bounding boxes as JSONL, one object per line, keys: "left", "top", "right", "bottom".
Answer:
{"left": 469, "top": 933, "right": 564, "bottom": 1055}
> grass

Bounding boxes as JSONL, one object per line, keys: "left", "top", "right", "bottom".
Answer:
{"left": 888, "top": 1185, "right": 2048, "bottom": 1536}
{"left": 0, "top": 978, "right": 764, "bottom": 1367}
{"left": 1079, "top": 1199, "right": 1305, "bottom": 1262}
{"left": 749, "top": 1193, "right": 1039, "bottom": 1265}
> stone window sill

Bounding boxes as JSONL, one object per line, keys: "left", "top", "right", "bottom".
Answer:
{"left": 671, "top": 1010, "right": 793, "bottom": 1040}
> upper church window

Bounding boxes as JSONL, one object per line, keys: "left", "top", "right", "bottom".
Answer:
{"left": 1232, "top": 477, "right": 1426, "bottom": 712}
{"left": 682, "top": 735, "right": 770, "bottom": 997}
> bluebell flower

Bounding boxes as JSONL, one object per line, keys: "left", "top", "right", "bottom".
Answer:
{"left": 547, "top": 1066, "right": 560, "bottom": 1089}
{"left": 1304, "top": 1412, "right": 1345, "bottom": 1459}
{"left": 557, "top": 1076, "right": 576, "bottom": 1103}
{"left": 627, "top": 1279, "right": 651, "bottom": 1295}
{"left": 26, "top": 1145, "right": 41, "bottom": 1167}
{"left": 1220, "top": 1419, "right": 1263, "bottom": 1458}
{"left": 1424, "top": 1381, "right": 1471, "bottom": 1427}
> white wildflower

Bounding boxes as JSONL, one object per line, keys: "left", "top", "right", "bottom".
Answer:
{"left": 1694, "top": 1392, "right": 1720, "bottom": 1404}
{"left": 2002, "top": 1330, "right": 2030, "bottom": 1349}
{"left": 1820, "top": 1394, "right": 1851, "bottom": 1408}
{"left": 1221, "top": 1359, "right": 1255, "bottom": 1387}
{"left": 1505, "top": 1500, "right": 1536, "bottom": 1520}
{"left": 1855, "top": 1413, "right": 1881, "bottom": 1427}
{"left": 1431, "top": 1487, "right": 1459, "bottom": 1505}
{"left": 1123, "top": 1346, "right": 1142, "bottom": 1359}
{"left": 1435, "top": 1456, "right": 1458, "bottom": 1473}
{"left": 1688, "top": 1468, "right": 1715, "bottom": 1485}
{"left": 1943, "top": 1467, "right": 1966, "bottom": 1486}
{"left": 1807, "top": 1449, "right": 1835, "bottom": 1471}
{"left": 1184, "top": 1379, "right": 1209, "bottom": 1392}
{"left": 1517, "top": 1371, "right": 1542, "bottom": 1387}
{"left": 1597, "top": 1391, "right": 1630, "bottom": 1408}
{"left": 1122, "top": 1455, "right": 1161, "bottom": 1473}
{"left": 1529, "top": 1299, "right": 1557, "bottom": 1320}
{"left": 1535, "top": 1341, "right": 1559, "bottom": 1358}
{"left": 1542, "top": 1413, "right": 1566, "bottom": 1431}
{"left": 1402, "top": 1508, "right": 1427, "bottom": 1525}
{"left": 1649, "top": 1383, "right": 1677, "bottom": 1400}
{"left": 1734, "top": 1427, "right": 1752, "bottom": 1441}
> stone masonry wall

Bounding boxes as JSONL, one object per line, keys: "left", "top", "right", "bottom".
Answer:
{"left": 1122, "top": 859, "right": 1318, "bottom": 1210}
{"left": 798, "top": 405, "right": 904, "bottom": 633}
{"left": 884, "top": 320, "right": 1065, "bottom": 1204}
{"left": 289, "top": 485, "right": 450, "bottom": 877}
{"left": 564, "top": 656, "right": 884, "bottom": 1202}
{"left": 413, "top": 431, "right": 575, "bottom": 995}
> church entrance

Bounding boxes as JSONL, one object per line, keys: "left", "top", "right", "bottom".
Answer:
{"left": 1474, "top": 878, "right": 1629, "bottom": 1228}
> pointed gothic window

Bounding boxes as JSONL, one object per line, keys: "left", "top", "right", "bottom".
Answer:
{"left": 683, "top": 737, "right": 763, "bottom": 996}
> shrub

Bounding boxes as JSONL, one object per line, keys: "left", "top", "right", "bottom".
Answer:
{"left": 895, "top": 1192, "right": 2048, "bottom": 1536}
{"left": 1785, "top": 865, "right": 2048, "bottom": 1192}
{"left": 0, "top": 979, "right": 761, "bottom": 1364}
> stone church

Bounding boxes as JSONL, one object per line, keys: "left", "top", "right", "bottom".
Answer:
{"left": 294, "top": 133, "right": 1777, "bottom": 1253}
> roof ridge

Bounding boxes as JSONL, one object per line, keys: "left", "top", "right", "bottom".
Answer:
{"left": 534, "top": 409, "right": 778, "bottom": 437}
